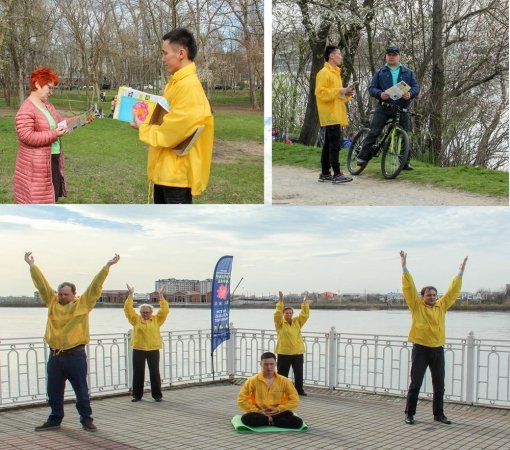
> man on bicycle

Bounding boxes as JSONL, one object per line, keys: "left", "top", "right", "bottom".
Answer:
{"left": 315, "top": 46, "right": 354, "bottom": 183}
{"left": 357, "top": 45, "right": 420, "bottom": 171}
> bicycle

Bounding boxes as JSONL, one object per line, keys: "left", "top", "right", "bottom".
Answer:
{"left": 346, "top": 103, "right": 420, "bottom": 179}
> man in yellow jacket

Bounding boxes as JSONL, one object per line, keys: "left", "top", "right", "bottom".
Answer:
{"left": 400, "top": 250, "right": 468, "bottom": 426}
{"left": 237, "top": 352, "right": 303, "bottom": 428}
{"left": 24, "top": 251, "right": 120, "bottom": 432}
{"left": 124, "top": 284, "right": 169, "bottom": 402}
{"left": 315, "top": 46, "right": 354, "bottom": 184}
{"left": 132, "top": 28, "right": 214, "bottom": 204}
{"left": 274, "top": 291, "right": 309, "bottom": 396}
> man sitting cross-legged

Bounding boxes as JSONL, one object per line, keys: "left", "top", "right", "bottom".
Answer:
{"left": 237, "top": 351, "right": 303, "bottom": 429}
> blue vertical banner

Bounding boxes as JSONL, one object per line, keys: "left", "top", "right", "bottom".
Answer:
{"left": 211, "top": 255, "right": 233, "bottom": 354}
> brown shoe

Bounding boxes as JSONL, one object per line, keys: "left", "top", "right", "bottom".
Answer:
{"left": 82, "top": 418, "right": 97, "bottom": 432}
{"left": 35, "top": 421, "right": 61, "bottom": 431}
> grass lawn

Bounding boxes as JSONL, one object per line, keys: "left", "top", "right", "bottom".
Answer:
{"left": 273, "top": 142, "right": 509, "bottom": 198}
{"left": 0, "top": 109, "right": 263, "bottom": 204}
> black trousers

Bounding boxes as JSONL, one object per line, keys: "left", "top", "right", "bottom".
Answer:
{"left": 358, "top": 104, "right": 409, "bottom": 163}
{"left": 132, "top": 349, "right": 162, "bottom": 399}
{"left": 241, "top": 410, "right": 303, "bottom": 429}
{"left": 277, "top": 354, "right": 304, "bottom": 393}
{"left": 405, "top": 344, "right": 445, "bottom": 416}
{"left": 51, "top": 153, "right": 64, "bottom": 201}
{"left": 321, "top": 124, "right": 343, "bottom": 175}
{"left": 153, "top": 185, "right": 192, "bottom": 204}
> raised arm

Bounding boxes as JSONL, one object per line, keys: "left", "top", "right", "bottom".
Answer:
{"left": 25, "top": 252, "right": 54, "bottom": 305}
{"left": 156, "top": 286, "right": 170, "bottom": 325}
{"left": 400, "top": 250, "right": 408, "bottom": 272}
{"left": 274, "top": 291, "right": 284, "bottom": 330}
{"left": 297, "top": 291, "right": 310, "bottom": 326}
{"left": 81, "top": 254, "right": 120, "bottom": 309}
{"left": 459, "top": 256, "right": 468, "bottom": 275}
{"left": 124, "top": 283, "right": 137, "bottom": 325}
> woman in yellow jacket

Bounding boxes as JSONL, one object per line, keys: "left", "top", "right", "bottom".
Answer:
{"left": 124, "top": 285, "right": 169, "bottom": 402}
{"left": 274, "top": 291, "right": 309, "bottom": 396}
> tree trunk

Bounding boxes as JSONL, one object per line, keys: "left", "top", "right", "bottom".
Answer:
{"left": 297, "top": 0, "right": 332, "bottom": 145}
{"left": 428, "top": 0, "right": 445, "bottom": 164}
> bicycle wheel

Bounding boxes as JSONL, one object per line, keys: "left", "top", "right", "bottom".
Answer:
{"left": 347, "top": 128, "right": 370, "bottom": 175}
{"left": 381, "top": 127, "right": 409, "bottom": 179}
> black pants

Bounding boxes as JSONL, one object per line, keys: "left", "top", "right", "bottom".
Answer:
{"left": 405, "top": 344, "right": 445, "bottom": 416}
{"left": 153, "top": 185, "right": 192, "bottom": 204}
{"left": 51, "top": 153, "right": 64, "bottom": 201}
{"left": 277, "top": 354, "right": 304, "bottom": 393}
{"left": 321, "top": 124, "right": 343, "bottom": 175}
{"left": 358, "top": 104, "right": 409, "bottom": 163}
{"left": 241, "top": 410, "right": 303, "bottom": 429}
{"left": 132, "top": 349, "right": 162, "bottom": 400}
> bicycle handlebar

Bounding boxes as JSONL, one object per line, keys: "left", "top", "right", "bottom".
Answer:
{"left": 379, "top": 101, "right": 422, "bottom": 117}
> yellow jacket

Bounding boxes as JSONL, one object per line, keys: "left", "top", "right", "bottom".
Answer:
{"left": 237, "top": 372, "right": 300, "bottom": 413}
{"left": 124, "top": 296, "right": 170, "bottom": 350}
{"left": 402, "top": 271, "right": 462, "bottom": 347}
{"left": 315, "top": 62, "right": 352, "bottom": 126}
{"left": 139, "top": 62, "right": 214, "bottom": 197}
{"left": 274, "top": 301, "right": 309, "bottom": 354}
{"left": 30, "top": 265, "right": 110, "bottom": 350}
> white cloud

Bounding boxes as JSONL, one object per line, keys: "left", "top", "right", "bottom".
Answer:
{"left": 1, "top": 205, "right": 508, "bottom": 296}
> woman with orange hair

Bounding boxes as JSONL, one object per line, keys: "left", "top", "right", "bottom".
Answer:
{"left": 14, "top": 67, "right": 75, "bottom": 203}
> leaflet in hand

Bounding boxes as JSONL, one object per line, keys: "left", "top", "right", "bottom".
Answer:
{"left": 384, "top": 81, "right": 410, "bottom": 100}
{"left": 113, "top": 86, "right": 169, "bottom": 123}
{"left": 57, "top": 107, "right": 95, "bottom": 133}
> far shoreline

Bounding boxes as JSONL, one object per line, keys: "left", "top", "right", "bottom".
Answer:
{"left": 1, "top": 302, "right": 509, "bottom": 312}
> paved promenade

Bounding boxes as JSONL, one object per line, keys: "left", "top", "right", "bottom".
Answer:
{"left": 0, "top": 381, "right": 509, "bottom": 450}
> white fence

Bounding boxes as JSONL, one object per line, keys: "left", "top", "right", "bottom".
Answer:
{"left": 0, "top": 327, "right": 508, "bottom": 409}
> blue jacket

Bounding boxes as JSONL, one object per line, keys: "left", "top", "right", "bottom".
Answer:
{"left": 368, "top": 65, "right": 420, "bottom": 109}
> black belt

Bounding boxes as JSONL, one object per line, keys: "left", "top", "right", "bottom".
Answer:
{"left": 50, "top": 344, "right": 85, "bottom": 356}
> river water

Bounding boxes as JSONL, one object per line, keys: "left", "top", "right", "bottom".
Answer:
{"left": 2, "top": 307, "right": 509, "bottom": 341}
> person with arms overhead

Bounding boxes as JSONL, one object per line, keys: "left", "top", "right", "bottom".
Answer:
{"left": 131, "top": 28, "right": 214, "bottom": 204}
{"left": 237, "top": 352, "right": 303, "bottom": 429}
{"left": 274, "top": 291, "right": 309, "bottom": 396}
{"left": 400, "top": 250, "right": 468, "bottom": 425}
{"left": 25, "top": 251, "right": 120, "bottom": 432}
{"left": 124, "top": 284, "right": 169, "bottom": 402}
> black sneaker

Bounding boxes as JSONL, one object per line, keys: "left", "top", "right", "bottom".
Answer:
{"left": 298, "top": 391, "right": 307, "bottom": 397}
{"left": 34, "top": 421, "right": 61, "bottom": 431}
{"left": 82, "top": 418, "right": 97, "bottom": 432}
{"left": 402, "top": 164, "right": 414, "bottom": 171}
{"left": 154, "top": 397, "right": 162, "bottom": 402}
{"left": 404, "top": 414, "right": 415, "bottom": 425}
{"left": 331, "top": 174, "right": 353, "bottom": 184}
{"left": 131, "top": 397, "right": 142, "bottom": 402}
{"left": 318, "top": 173, "right": 333, "bottom": 182}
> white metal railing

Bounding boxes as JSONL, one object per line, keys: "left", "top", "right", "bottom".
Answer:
{"left": 0, "top": 327, "right": 508, "bottom": 409}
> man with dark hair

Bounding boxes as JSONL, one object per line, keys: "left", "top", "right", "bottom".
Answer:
{"left": 315, "top": 45, "right": 354, "bottom": 184}
{"left": 237, "top": 352, "right": 303, "bottom": 429}
{"left": 274, "top": 291, "right": 309, "bottom": 396}
{"left": 25, "top": 251, "right": 120, "bottom": 432}
{"left": 356, "top": 45, "right": 420, "bottom": 171}
{"left": 400, "top": 250, "right": 468, "bottom": 426}
{"left": 132, "top": 27, "right": 214, "bottom": 204}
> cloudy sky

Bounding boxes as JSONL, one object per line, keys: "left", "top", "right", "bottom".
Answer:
{"left": 0, "top": 205, "right": 508, "bottom": 297}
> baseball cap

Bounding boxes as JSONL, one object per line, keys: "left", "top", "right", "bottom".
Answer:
{"left": 386, "top": 45, "right": 400, "bottom": 55}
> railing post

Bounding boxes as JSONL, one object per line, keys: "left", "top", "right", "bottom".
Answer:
{"left": 127, "top": 330, "right": 133, "bottom": 391}
{"left": 198, "top": 329, "right": 203, "bottom": 382}
{"left": 328, "top": 327, "right": 337, "bottom": 389}
{"left": 227, "top": 322, "right": 236, "bottom": 378}
{"left": 465, "top": 331, "right": 475, "bottom": 404}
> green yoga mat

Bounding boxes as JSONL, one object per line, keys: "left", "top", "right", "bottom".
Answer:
{"left": 231, "top": 415, "right": 308, "bottom": 433}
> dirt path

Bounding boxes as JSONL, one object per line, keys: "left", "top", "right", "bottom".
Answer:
{"left": 272, "top": 165, "right": 508, "bottom": 206}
